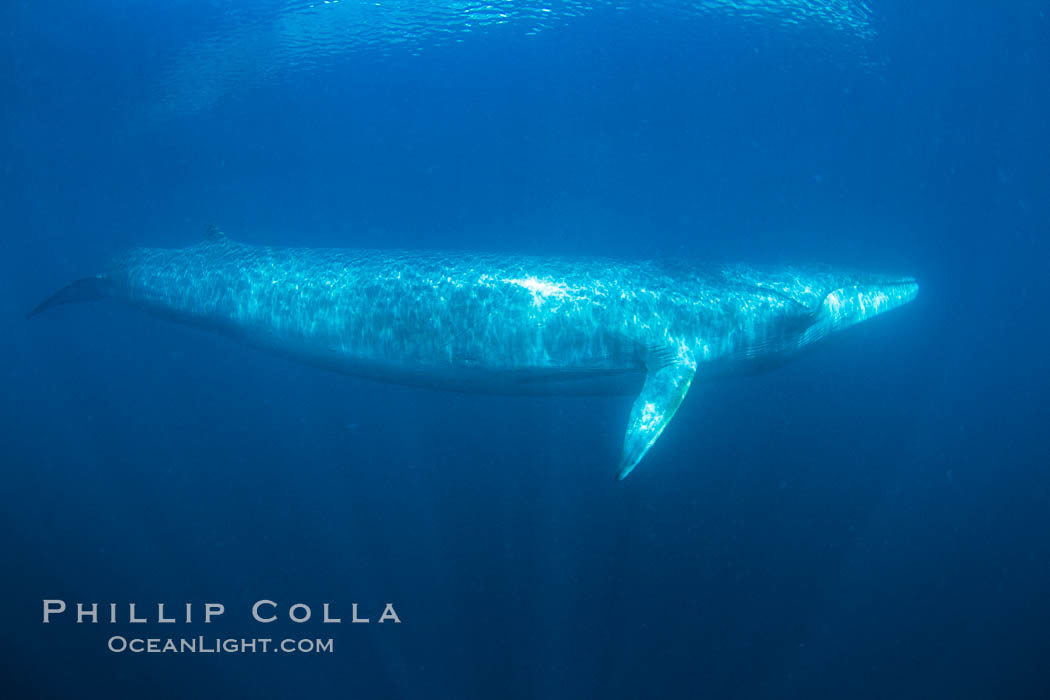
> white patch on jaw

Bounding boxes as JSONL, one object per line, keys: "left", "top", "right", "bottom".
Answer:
{"left": 503, "top": 276, "right": 571, "bottom": 308}
{"left": 825, "top": 290, "right": 843, "bottom": 315}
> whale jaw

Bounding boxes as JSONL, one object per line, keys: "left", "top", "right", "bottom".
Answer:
{"left": 801, "top": 278, "right": 919, "bottom": 347}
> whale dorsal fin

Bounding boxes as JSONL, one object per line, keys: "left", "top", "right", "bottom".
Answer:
{"left": 204, "top": 224, "right": 227, "bottom": 242}
{"left": 617, "top": 348, "right": 696, "bottom": 479}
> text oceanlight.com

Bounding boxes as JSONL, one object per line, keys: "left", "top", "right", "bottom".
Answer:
{"left": 108, "top": 636, "right": 335, "bottom": 654}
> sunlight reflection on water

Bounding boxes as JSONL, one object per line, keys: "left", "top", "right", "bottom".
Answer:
{"left": 155, "top": 0, "right": 875, "bottom": 115}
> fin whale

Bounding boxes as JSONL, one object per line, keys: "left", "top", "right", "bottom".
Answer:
{"left": 29, "top": 230, "right": 918, "bottom": 479}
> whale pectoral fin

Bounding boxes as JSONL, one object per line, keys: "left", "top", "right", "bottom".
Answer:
{"left": 617, "top": 358, "right": 696, "bottom": 480}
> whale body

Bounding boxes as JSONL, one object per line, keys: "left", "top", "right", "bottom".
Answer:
{"left": 29, "top": 230, "right": 918, "bottom": 478}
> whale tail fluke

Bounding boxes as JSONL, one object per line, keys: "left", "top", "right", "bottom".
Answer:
{"left": 26, "top": 276, "right": 110, "bottom": 319}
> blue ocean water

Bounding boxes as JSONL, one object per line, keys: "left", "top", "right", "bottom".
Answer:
{"left": 2, "top": 1, "right": 1048, "bottom": 697}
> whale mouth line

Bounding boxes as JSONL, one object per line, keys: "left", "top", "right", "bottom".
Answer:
{"left": 856, "top": 277, "right": 917, "bottom": 287}
{"left": 836, "top": 278, "right": 920, "bottom": 297}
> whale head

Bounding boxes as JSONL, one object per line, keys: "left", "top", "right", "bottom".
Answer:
{"left": 816, "top": 277, "right": 918, "bottom": 329}
{"left": 722, "top": 264, "right": 919, "bottom": 352}
{"left": 794, "top": 270, "right": 920, "bottom": 347}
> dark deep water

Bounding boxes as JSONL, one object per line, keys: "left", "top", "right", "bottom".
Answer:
{"left": 2, "top": 1, "right": 1049, "bottom": 698}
